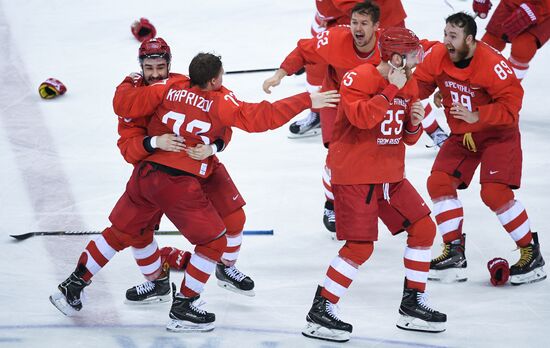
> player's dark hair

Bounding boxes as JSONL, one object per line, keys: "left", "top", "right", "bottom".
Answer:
{"left": 351, "top": 0, "right": 380, "bottom": 24}
{"left": 189, "top": 53, "right": 222, "bottom": 88}
{"left": 446, "top": 12, "right": 477, "bottom": 40}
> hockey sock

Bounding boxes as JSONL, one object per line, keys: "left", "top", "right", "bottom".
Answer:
{"left": 131, "top": 238, "right": 162, "bottom": 281}
{"left": 181, "top": 235, "right": 226, "bottom": 297}
{"left": 480, "top": 183, "right": 532, "bottom": 247}
{"left": 321, "top": 241, "right": 373, "bottom": 303}
{"left": 221, "top": 208, "right": 246, "bottom": 266}
{"left": 427, "top": 172, "right": 464, "bottom": 243}
{"left": 509, "top": 33, "right": 538, "bottom": 80}
{"left": 404, "top": 216, "right": 436, "bottom": 292}
{"left": 76, "top": 227, "right": 122, "bottom": 282}
{"left": 404, "top": 246, "right": 431, "bottom": 292}
{"left": 420, "top": 103, "right": 438, "bottom": 134}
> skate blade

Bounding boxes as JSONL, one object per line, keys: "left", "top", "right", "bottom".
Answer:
{"left": 510, "top": 266, "right": 547, "bottom": 285}
{"left": 428, "top": 268, "right": 467, "bottom": 283}
{"left": 396, "top": 314, "right": 446, "bottom": 333}
{"left": 287, "top": 128, "right": 321, "bottom": 139}
{"left": 216, "top": 280, "right": 255, "bottom": 297}
{"left": 124, "top": 293, "right": 171, "bottom": 305}
{"left": 302, "top": 321, "right": 350, "bottom": 342}
{"left": 166, "top": 319, "right": 214, "bottom": 332}
{"left": 329, "top": 232, "right": 337, "bottom": 241}
{"left": 49, "top": 291, "right": 78, "bottom": 317}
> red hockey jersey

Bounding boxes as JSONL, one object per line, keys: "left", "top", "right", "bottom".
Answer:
{"left": 414, "top": 42, "right": 524, "bottom": 134}
{"left": 329, "top": 63, "right": 422, "bottom": 185}
{"left": 113, "top": 75, "right": 311, "bottom": 177}
{"left": 281, "top": 26, "right": 381, "bottom": 90}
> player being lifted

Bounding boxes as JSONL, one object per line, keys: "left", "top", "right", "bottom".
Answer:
{"left": 50, "top": 52, "right": 339, "bottom": 332}
{"left": 302, "top": 27, "right": 447, "bottom": 343}
{"left": 414, "top": 12, "right": 546, "bottom": 285}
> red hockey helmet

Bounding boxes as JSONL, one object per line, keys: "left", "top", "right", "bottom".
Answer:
{"left": 138, "top": 37, "right": 171, "bottom": 63}
{"left": 379, "top": 27, "right": 423, "bottom": 66}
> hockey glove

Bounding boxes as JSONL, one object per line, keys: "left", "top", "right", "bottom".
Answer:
{"left": 38, "top": 78, "right": 67, "bottom": 99}
{"left": 160, "top": 247, "right": 191, "bottom": 271}
{"left": 473, "top": 0, "right": 492, "bottom": 19}
{"left": 131, "top": 18, "right": 156, "bottom": 42}
{"left": 487, "top": 257, "right": 510, "bottom": 286}
{"left": 502, "top": 3, "right": 538, "bottom": 42}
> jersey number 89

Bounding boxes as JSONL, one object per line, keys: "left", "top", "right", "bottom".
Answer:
{"left": 494, "top": 60, "right": 513, "bottom": 80}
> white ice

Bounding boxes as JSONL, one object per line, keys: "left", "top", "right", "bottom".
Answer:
{"left": 0, "top": 0, "right": 548, "bottom": 347}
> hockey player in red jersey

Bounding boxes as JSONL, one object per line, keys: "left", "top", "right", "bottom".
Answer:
{"left": 118, "top": 38, "right": 257, "bottom": 302}
{"left": 414, "top": 12, "right": 546, "bottom": 285}
{"left": 302, "top": 28, "right": 447, "bottom": 343}
{"left": 50, "top": 52, "right": 340, "bottom": 332}
{"left": 116, "top": 38, "right": 189, "bottom": 305}
{"left": 290, "top": 0, "right": 408, "bottom": 138}
{"left": 264, "top": 1, "right": 382, "bottom": 236}
{"left": 473, "top": 0, "right": 550, "bottom": 80}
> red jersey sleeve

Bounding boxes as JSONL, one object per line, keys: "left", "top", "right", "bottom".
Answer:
{"left": 113, "top": 77, "right": 177, "bottom": 118}
{"left": 117, "top": 117, "right": 150, "bottom": 164}
{"left": 213, "top": 89, "right": 312, "bottom": 132}
{"left": 340, "top": 65, "right": 393, "bottom": 129}
{"left": 475, "top": 47, "right": 523, "bottom": 127}
{"left": 280, "top": 37, "right": 330, "bottom": 75}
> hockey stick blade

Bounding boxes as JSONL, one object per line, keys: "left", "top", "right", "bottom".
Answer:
{"left": 10, "top": 229, "right": 274, "bottom": 241}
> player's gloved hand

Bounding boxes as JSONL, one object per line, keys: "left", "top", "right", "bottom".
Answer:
{"left": 131, "top": 18, "right": 157, "bottom": 42}
{"left": 160, "top": 247, "right": 191, "bottom": 271}
{"left": 473, "top": 0, "right": 492, "bottom": 19}
{"left": 487, "top": 257, "right": 510, "bottom": 286}
{"left": 38, "top": 78, "right": 67, "bottom": 99}
{"left": 502, "top": 3, "right": 538, "bottom": 42}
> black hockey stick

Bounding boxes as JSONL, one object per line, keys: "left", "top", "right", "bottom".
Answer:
{"left": 10, "top": 229, "right": 274, "bottom": 241}
{"left": 225, "top": 68, "right": 278, "bottom": 75}
{"left": 224, "top": 67, "right": 305, "bottom": 75}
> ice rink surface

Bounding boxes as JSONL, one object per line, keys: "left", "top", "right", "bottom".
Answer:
{"left": 0, "top": 0, "right": 548, "bottom": 347}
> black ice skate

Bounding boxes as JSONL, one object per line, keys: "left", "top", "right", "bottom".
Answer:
{"left": 429, "top": 233, "right": 467, "bottom": 282}
{"left": 49, "top": 264, "right": 91, "bottom": 316}
{"left": 215, "top": 263, "right": 255, "bottom": 296}
{"left": 288, "top": 111, "right": 321, "bottom": 138}
{"left": 302, "top": 286, "right": 353, "bottom": 342}
{"left": 166, "top": 293, "right": 215, "bottom": 332}
{"left": 510, "top": 232, "right": 547, "bottom": 285}
{"left": 125, "top": 270, "right": 171, "bottom": 304}
{"left": 427, "top": 126, "right": 449, "bottom": 148}
{"left": 323, "top": 200, "right": 336, "bottom": 237}
{"left": 397, "top": 287, "right": 447, "bottom": 333}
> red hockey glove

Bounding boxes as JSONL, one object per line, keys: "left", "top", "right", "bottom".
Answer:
{"left": 160, "top": 247, "right": 191, "bottom": 271}
{"left": 487, "top": 257, "right": 510, "bottom": 286}
{"left": 38, "top": 78, "right": 67, "bottom": 99}
{"left": 502, "top": 3, "right": 538, "bottom": 41}
{"left": 473, "top": 0, "right": 492, "bottom": 19}
{"left": 131, "top": 18, "right": 157, "bottom": 42}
